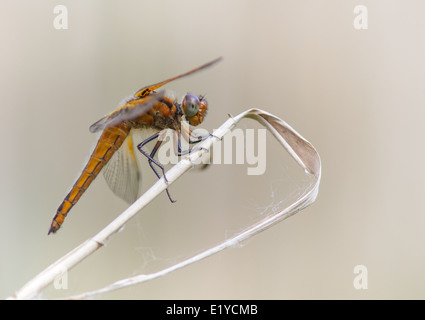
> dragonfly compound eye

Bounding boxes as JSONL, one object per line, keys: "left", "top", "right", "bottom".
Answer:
{"left": 182, "top": 94, "right": 200, "bottom": 118}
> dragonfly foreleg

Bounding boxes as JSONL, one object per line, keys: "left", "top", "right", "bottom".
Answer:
{"left": 176, "top": 132, "right": 217, "bottom": 156}
{"left": 137, "top": 132, "right": 176, "bottom": 203}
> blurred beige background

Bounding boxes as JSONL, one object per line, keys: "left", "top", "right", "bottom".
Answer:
{"left": 1, "top": 0, "right": 424, "bottom": 299}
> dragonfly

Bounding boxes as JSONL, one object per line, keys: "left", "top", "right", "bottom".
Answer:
{"left": 48, "top": 57, "right": 222, "bottom": 235}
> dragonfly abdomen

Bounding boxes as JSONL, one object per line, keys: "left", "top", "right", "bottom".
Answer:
{"left": 48, "top": 122, "right": 131, "bottom": 234}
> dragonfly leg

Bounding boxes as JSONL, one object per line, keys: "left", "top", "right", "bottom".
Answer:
{"left": 176, "top": 133, "right": 213, "bottom": 156}
{"left": 188, "top": 132, "right": 220, "bottom": 144}
{"left": 177, "top": 131, "right": 221, "bottom": 170}
{"left": 137, "top": 133, "right": 176, "bottom": 203}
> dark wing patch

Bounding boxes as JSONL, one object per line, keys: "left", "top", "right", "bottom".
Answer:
{"left": 89, "top": 91, "right": 165, "bottom": 133}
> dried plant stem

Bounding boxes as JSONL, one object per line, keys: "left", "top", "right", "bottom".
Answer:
{"left": 8, "top": 109, "right": 321, "bottom": 300}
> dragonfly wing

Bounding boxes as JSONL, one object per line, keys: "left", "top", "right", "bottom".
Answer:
{"left": 89, "top": 92, "right": 165, "bottom": 133}
{"left": 90, "top": 57, "right": 222, "bottom": 133}
{"left": 102, "top": 134, "right": 140, "bottom": 204}
{"left": 134, "top": 57, "right": 223, "bottom": 98}
{"left": 89, "top": 114, "right": 111, "bottom": 133}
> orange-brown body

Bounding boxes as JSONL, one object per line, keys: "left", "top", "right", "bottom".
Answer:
{"left": 49, "top": 122, "right": 131, "bottom": 234}
{"left": 49, "top": 97, "right": 182, "bottom": 234}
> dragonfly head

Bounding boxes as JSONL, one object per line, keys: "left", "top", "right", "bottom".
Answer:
{"left": 181, "top": 94, "right": 207, "bottom": 126}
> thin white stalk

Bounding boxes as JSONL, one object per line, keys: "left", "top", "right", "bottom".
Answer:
{"left": 8, "top": 109, "right": 321, "bottom": 300}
